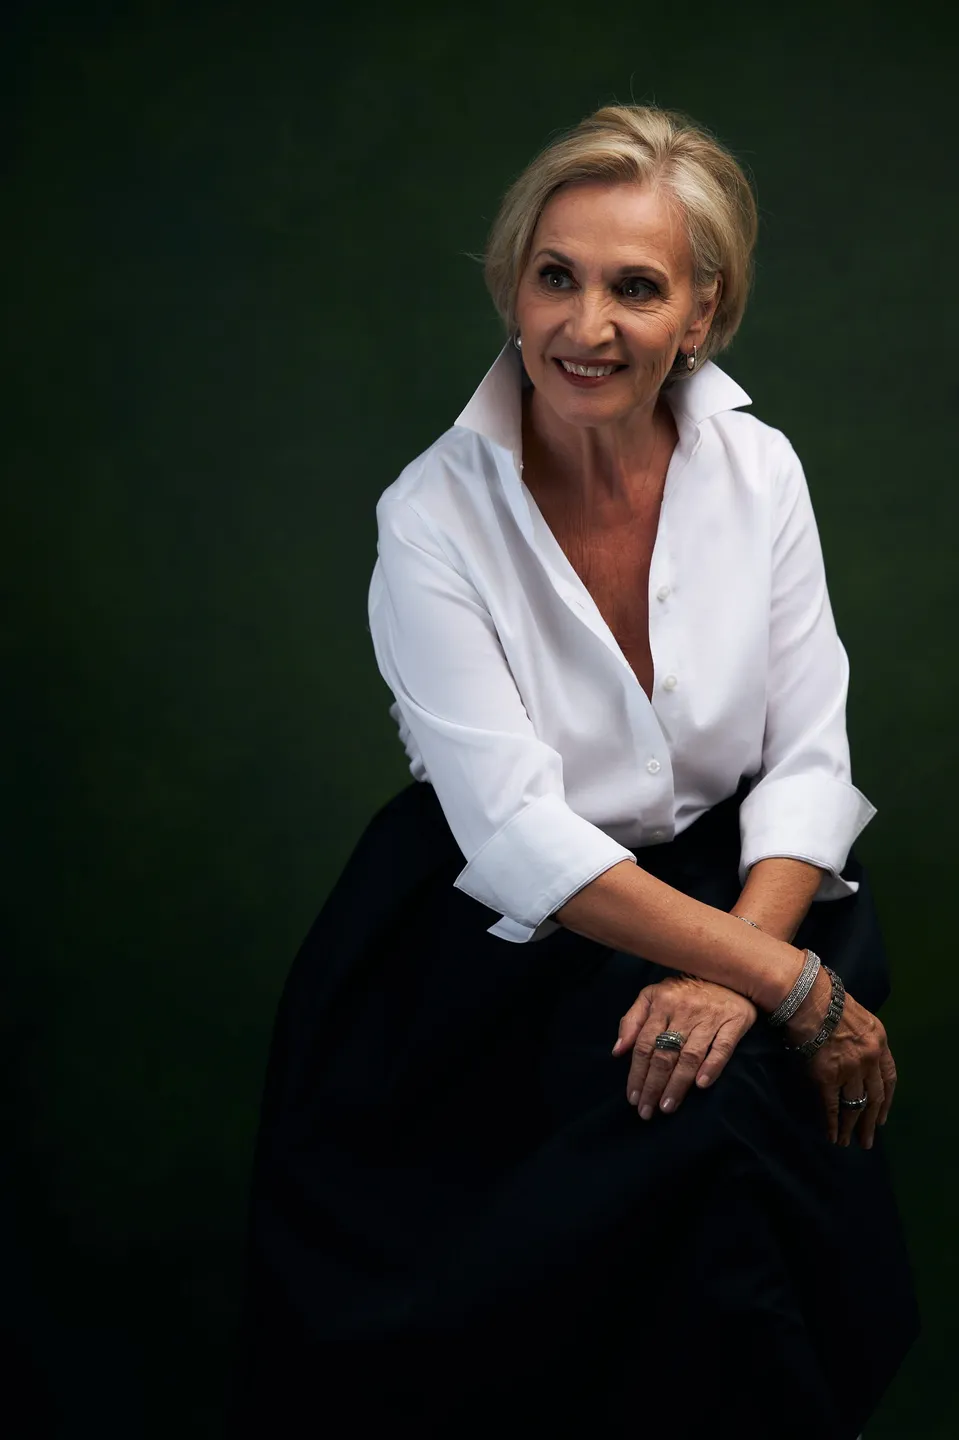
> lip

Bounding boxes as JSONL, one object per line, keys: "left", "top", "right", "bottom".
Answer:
{"left": 553, "top": 357, "right": 628, "bottom": 368}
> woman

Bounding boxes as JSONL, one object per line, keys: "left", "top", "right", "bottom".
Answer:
{"left": 234, "top": 105, "right": 919, "bottom": 1438}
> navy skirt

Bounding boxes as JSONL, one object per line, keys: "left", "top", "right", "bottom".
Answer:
{"left": 231, "top": 776, "right": 920, "bottom": 1438}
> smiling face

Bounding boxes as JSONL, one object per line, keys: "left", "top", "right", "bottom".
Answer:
{"left": 514, "top": 179, "right": 721, "bottom": 431}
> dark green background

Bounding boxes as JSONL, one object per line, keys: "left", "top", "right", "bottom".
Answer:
{"left": 4, "top": 1, "right": 956, "bottom": 1434}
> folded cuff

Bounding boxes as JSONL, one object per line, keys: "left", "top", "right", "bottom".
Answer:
{"left": 738, "top": 771, "right": 877, "bottom": 898}
{"left": 453, "top": 791, "right": 638, "bottom": 942}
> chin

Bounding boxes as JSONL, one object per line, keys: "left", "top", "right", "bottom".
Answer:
{"left": 543, "top": 378, "right": 633, "bottom": 424}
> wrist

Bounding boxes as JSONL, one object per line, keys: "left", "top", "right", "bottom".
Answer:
{"left": 752, "top": 943, "right": 808, "bottom": 1014}
{"left": 783, "top": 966, "right": 832, "bottom": 1043}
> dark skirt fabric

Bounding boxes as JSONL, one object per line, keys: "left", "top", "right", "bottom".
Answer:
{"left": 231, "top": 776, "right": 920, "bottom": 1439}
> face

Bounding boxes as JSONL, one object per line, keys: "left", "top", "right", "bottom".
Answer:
{"left": 514, "top": 180, "right": 721, "bottom": 429}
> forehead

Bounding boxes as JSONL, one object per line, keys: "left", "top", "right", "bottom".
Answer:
{"left": 531, "top": 179, "right": 690, "bottom": 271}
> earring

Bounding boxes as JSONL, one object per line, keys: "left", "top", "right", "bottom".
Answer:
{"left": 513, "top": 332, "right": 523, "bottom": 350}
{"left": 685, "top": 344, "right": 698, "bottom": 372}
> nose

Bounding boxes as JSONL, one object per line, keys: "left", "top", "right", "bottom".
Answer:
{"left": 564, "top": 287, "right": 617, "bottom": 350}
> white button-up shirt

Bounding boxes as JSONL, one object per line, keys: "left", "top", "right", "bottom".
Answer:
{"left": 368, "top": 341, "right": 876, "bottom": 943}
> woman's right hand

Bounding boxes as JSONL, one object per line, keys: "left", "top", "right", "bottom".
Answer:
{"left": 783, "top": 966, "right": 897, "bottom": 1149}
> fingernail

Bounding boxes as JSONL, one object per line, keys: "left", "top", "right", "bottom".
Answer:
{"left": 639, "top": 1104, "right": 653, "bottom": 1120}
{"left": 628, "top": 1090, "right": 640, "bottom": 1106}
{"left": 611, "top": 1040, "right": 621, "bottom": 1054}
{"left": 864, "top": 1138, "right": 873, "bottom": 1150}
{"left": 661, "top": 1097, "right": 675, "bottom": 1113}
{"left": 697, "top": 1074, "right": 711, "bottom": 1088}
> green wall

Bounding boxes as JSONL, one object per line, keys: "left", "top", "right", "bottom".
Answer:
{"left": 4, "top": 1, "right": 955, "bottom": 1433}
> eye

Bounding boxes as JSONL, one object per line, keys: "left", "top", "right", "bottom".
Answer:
{"left": 537, "top": 264, "right": 573, "bottom": 290}
{"left": 620, "top": 276, "right": 658, "bottom": 300}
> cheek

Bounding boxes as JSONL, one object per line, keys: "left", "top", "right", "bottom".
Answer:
{"left": 631, "top": 310, "right": 683, "bottom": 352}
{"left": 517, "top": 289, "right": 557, "bottom": 334}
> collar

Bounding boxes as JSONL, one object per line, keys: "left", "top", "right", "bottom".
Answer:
{"left": 454, "top": 339, "right": 752, "bottom": 456}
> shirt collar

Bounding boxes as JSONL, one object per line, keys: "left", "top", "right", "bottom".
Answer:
{"left": 454, "top": 339, "right": 752, "bottom": 457}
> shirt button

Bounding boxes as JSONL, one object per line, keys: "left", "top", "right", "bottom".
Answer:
{"left": 650, "top": 828, "right": 666, "bottom": 841}
{"left": 646, "top": 758, "right": 661, "bottom": 774}
{"left": 656, "top": 584, "right": 671, "bottom": 601}
{"left": 663, "top": 674, "right": 678, "bottom": 691}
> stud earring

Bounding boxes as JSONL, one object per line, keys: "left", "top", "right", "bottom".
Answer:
{"left": 685, "top": 344, "right": 698, "bottom": 372}
{"left": 513, "top": 332, "right": 523, "bottom": 350}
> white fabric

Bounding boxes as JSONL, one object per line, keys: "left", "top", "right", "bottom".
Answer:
{"left": 368, "top": 340, "right": 876, "bottom": 943}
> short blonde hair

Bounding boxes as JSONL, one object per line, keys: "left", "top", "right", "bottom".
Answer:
{"left": 482, "top": 104, "right": 759, "bottom": 382}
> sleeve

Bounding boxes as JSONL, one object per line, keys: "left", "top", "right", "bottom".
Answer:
{"left": 738, "top": 434, "right": 877, "bottom": 901}
{"left": 368, "top": 495, "right": 638, "bottom": 943}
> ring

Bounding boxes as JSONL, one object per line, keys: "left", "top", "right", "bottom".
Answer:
{"left": 654, "top": 1030, "right": 686, "bottom": 1053}
{"left": 839, "top": 1093, "right": 868, "bottom": 1110}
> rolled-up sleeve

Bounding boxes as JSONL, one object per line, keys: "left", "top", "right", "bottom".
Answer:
{"left": 368, "top": 496, "right": 637, "bottom": 942}
{"left": 738, "top": 436, "right": 876, "bottom": 900}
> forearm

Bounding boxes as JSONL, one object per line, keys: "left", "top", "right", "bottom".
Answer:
{"left": 731, "top": 856, "right": 825, "bottom": 944}
{"left": 553, "top": 859, "right": 806, "bottom": 1014}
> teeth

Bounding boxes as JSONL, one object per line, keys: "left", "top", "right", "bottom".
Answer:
{"left": 561, "top": 361, "right": 619, "bottom": 377}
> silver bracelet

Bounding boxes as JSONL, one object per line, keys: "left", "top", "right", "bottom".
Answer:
{"left": 783, "top": 966, "right": 845, "bottom": 1057}
{"left": 731, "top": 915, "right": 823, "bottom": 1031}
{"left": 768, "top": 948, "right": 821, "bottom": 1028}
{"left": 733, "top": 917, "right": 824, "bottom": 1031}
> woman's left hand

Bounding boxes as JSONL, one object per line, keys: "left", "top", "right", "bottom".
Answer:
{"left": 612, "top": 975, "right": 758, "bottom": 1120}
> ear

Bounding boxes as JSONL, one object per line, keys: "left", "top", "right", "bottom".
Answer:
{"left": 682, "top": 273, "right": 723, "bottom": 350}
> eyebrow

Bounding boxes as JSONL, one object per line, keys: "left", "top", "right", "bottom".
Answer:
{"left": 532, "top": 247, "right": 669, "bottom": 286}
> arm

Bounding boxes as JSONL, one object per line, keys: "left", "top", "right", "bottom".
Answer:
{"left": 737, "top": 432, "right": 876, "bottom": 896}
{"left": 554, "top": 862, "right": 806, "bottom": 1014}
{"left": 732, "top": 855, "right": 825, "bottom": 944}
{"left": 369, "top": 495, "right": 641, "bottom": 938}
{"left": 370, "top": 493, "right": 807, "bottom": 1015}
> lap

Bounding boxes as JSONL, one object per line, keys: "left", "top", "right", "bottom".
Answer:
{"left": 232, "top": 780, "right": 918, "bottom": 1439}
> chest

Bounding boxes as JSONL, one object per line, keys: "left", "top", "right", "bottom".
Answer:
{"left": 528, "top": 492, "right": 663, "bottom": 702}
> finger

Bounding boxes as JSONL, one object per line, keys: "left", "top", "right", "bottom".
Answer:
{"left": 694, "top": 1015, "right": 751, "bottom": 1091}
{"left": 656, "top": 1025, "right": 713, "bottom": 1113}
{"left": 624, "top": 1007, "right": 669, "bottom": 1107}
{"left": 613, "top": 989, "right": 654, "bottom": 1055}
{"left": 856, "top": 1067, "right": 886, "bottom": 1150}
{"left": 636, "top": 1044, "right": 684, "bottom": 1120}
{"left": 877, "top": 1048, "right": 898, "bottom": 1126}
{"left": 838, "top": 1077, "right": 869, "bottom": 1147}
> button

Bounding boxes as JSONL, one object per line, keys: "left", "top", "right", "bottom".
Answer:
{"left": 646, "top": 758, "right": 661, "bottom": 774}
{"left": 650, "top": 828, "right": 666, "bottom": 842}
{"left": 656, "top": 584, "right": 670, "bottom": 601}
{"left": 663, "top": 674, "right": 678, "bottom": 691}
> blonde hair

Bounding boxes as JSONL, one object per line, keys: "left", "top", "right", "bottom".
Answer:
{"left": 482, "top": 104, "right": 759, "bottom": 382}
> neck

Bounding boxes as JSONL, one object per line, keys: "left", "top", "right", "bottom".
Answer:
{"left": 522, "top": 385, "right": 677, "bottom": 513}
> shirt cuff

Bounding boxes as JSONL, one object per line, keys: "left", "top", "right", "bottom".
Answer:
{"left": 738, "top": 771, "right": 877, "bottom": 899}
{"left": 485, "top": 914, "right": 564, "bottom": 943}
{"left": 453, "top": 791, "right": 638, "bottom": 943}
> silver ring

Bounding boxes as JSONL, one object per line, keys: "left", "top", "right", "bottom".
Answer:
{"left": 654, "top": 1030, "right": 686, "bottom": 1053}
{"left": 839, "top": 1093, "right": 868, "bottom": 1110}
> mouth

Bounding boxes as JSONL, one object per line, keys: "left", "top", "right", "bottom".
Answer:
{"left": 552, "top": 357, "right": 628, "bottom": 387}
